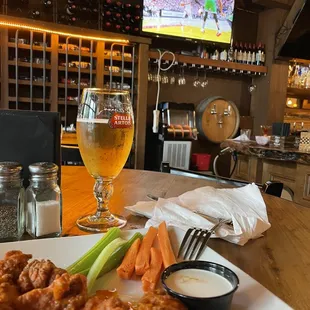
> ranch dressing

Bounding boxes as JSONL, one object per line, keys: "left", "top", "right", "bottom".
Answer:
{"left": 165, "top": 269, "right": 233, "bottom": 298}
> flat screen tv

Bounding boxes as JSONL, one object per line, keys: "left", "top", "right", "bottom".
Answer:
{"left": 142, "top": 0, "right": 235, "bottom": 44}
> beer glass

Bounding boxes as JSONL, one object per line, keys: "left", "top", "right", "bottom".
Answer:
{"left": 76, "top": 88, "right": 134, "bottom": 232}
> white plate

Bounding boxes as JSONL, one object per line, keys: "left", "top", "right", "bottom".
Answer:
{"left": 0, "top": 228, "right": 292, "bottom": 310}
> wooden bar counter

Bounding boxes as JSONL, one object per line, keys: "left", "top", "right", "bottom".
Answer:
{"left": 221, "top": 139, "right": 310, "bottom": 208}
{"left": 62, "top": 166, "right": 310, "bottom": 309}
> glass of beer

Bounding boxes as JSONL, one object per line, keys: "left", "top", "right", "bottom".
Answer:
{"left": 76, "top": 88, "right": 134, "bottom": 232}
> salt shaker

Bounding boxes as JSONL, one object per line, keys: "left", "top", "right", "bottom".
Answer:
{"left": 0, "top": 162, "right": 24, "bottom": 241}
{"left": 26, "top": 162, "right": 62, "bottom": 238}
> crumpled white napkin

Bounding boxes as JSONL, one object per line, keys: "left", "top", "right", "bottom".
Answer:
{"left": 233, "top": 133, "right": 251, "bottom": 141}
{"left": 126, "top": 183, "right": 271, "bottom": 246}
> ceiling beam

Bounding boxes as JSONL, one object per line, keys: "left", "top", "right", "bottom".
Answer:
{"left": 274, "top": 0, "right": 307, "bottom": 58}
{"left": 252, "top": 0, "right": 292, "bottom": 10}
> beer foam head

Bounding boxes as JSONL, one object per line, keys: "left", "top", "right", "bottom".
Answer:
{"left": 77, "top": 118, "right": 109, "bottom": 124}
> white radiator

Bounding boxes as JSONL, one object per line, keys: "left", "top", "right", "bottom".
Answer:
{"left": 162, "top": 141, "right": 192, "bottom": 170}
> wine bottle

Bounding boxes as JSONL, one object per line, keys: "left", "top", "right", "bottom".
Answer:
{"left": 213, "top": 49, "right": 220, "bottom": 61}
{"left": 66, "top": 4, "right": 77, "bottom": 15}
{"left": 238, "top": 42, "right": 243, "bottom": 64}
{"left": 31, "top": 10, "right": 40, "bottom": 19}
{"left": 59, "top": 14, "right": 76, "bottom": 25}
{"left": 251, "top": 43, "right": 256, "bottom": 65}
{"left": 247, "top": 43, "right": 252, "bottom": 65}
{"left": 261, "top": 44, "right": 266, "bottom": 66}
{"left": 67, "top": 16, "right": 77, "bottom": 24}
{"left": 228, "top": 41, "right": 234, "bottom": 62}
{"left": 242, "top": 43, "right": 248, "bottom": 64}
{"left": 220, "top": 48, "right": 228, "bottom": 61}
{"left": 42, "top": 0, "right": 52, "bottom": 8}
{"left": 256, "top": 42, "right": 262, "bottom": 66}
{"left": 233, "top": 42, "right": 238, "bottom": 63}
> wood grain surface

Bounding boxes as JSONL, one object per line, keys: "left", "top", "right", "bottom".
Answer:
{"left": 62, "top": 166, "right": 310, "bottom": 310}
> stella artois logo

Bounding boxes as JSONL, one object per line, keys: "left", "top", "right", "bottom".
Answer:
{"left": 109, "top": 113, "right": 132, "bottom": 129}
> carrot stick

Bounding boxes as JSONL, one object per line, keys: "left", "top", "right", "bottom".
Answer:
{"left": 158, "top": 222, "right": 176, "bottom": 268}
{"left": 135, "top": 226, "right": 158, "bottom": 276}
{"left": 116, "top": 238, "right": 141, "bottom": 280}
{"left": 141, "top": 247, "right": 163, "bottom": 292}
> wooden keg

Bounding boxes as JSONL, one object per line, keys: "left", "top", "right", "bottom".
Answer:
{"left": 196, "top": 97, "right": 240, "bottom": 143}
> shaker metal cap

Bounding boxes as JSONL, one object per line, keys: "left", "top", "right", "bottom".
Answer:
{"left": 0, "top": 162, "right": 22, "bottom": 175}
{"left": 29, "top": 162, "right": 58, "bottom": 175}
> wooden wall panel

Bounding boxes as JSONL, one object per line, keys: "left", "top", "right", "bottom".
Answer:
{"left": 135, "top": 43, "right": 149, "bottom": 170}
{"left": 250, "top": 8, "right": 289, "bottom": 135}
{"left": 96, "top": 42, "right": 105, "bottom": 88}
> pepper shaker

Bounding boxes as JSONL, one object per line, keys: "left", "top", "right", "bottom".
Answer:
{"left": 26, "top": 162, "right": 62, "bottom": 238}
{"left": 0, "top": 162, "right": 24, "bottom": 241}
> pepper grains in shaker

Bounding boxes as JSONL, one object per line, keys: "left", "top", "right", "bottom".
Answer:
{"left": 0, "top": 162, "right": 24, "bottom": 241}
{"left": 26, "top": 162, "right": 62, "bottom": 238}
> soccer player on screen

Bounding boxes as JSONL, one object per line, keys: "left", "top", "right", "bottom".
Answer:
{"left": 181, "top": 0, "right": 201, "bottom": 19}
{"left": 180, "top": 0, "right": 201, "bottom": 32}
{"left": 201, "top": 0, "right": 223, "bottom": 37}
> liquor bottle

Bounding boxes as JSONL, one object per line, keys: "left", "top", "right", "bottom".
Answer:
{"left": 42, "top": 0, "right": 52, "bottom": 7}
{"left": 242, "top": 43, "right": 248, "bottom": 64}
{"left": 261, "top": 44, "right": 266, "bottom": 66}
{"left": 233, "top": 42, "right": 239, "bottom": 63}
{"left": 256, "top": 42, "right": 262, "bottom": 66}
{"left": 247, "top": 43, "right": 252, "bottom": 65}
{"left": 251, "top": 43, "right": 256, "bottom": 65}
{"left": 238, "top": 42, "right": 243, "bottom": 64}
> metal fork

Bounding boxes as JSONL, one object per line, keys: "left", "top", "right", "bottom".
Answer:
{"left": 178, "top": 219, "right": 228, "bottom": 261}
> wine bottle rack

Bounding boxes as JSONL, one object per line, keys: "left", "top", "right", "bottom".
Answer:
{"left": 2, "top": 0, "right": 143, "bottom": 36}
{"left": 0, "top": 16, "right": 151, "bottom": 169}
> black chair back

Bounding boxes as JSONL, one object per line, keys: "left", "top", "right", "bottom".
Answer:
{"left": 0, "top": 110, "right": 61, "bottom": 187}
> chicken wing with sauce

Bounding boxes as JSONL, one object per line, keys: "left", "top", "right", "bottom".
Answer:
{"left": 0, "top": 275, "right": 19, "bottom": 310}
{"left": 16, "top": 273, "right": 87, "bottom": 310}
{"left": 136, "top": 289, "right": 187, "bottom": 310}
{"left": 0, "top": 251, "right": 32, "bottom": 282}
{"left": 83, "top": 289, "right": 187, "bottom": 310}
{"left": 18, "top": 259, "right": 66, "bottom": 293}
{"left": 84, "top": 295, "right": 130, "bottom": 310}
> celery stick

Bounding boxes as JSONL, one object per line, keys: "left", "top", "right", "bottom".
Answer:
{"left": 73, "top": 233, "right": 144, "bottom": 277}
{"left": 78, "top": 268, "right": 89, "bottom": 276}
{"left": 67, "top": 227, "right": 120, "bottom": 275}
{"left": 99, "top": 232, "right": 143, "bottom": 276}
{"left": 87, "top": 237, "right": 126, "bottom": 293}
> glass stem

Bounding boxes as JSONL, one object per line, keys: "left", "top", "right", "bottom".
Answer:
{"left": 93, "top": 178, "right": 113, "bottom": 216}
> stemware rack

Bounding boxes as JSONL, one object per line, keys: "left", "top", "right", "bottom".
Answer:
{"left": 0, "top": 16, "right": 151, "bottom": 169}
{"left": 148, "top": 51, "right": 268, "bottom": 77}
